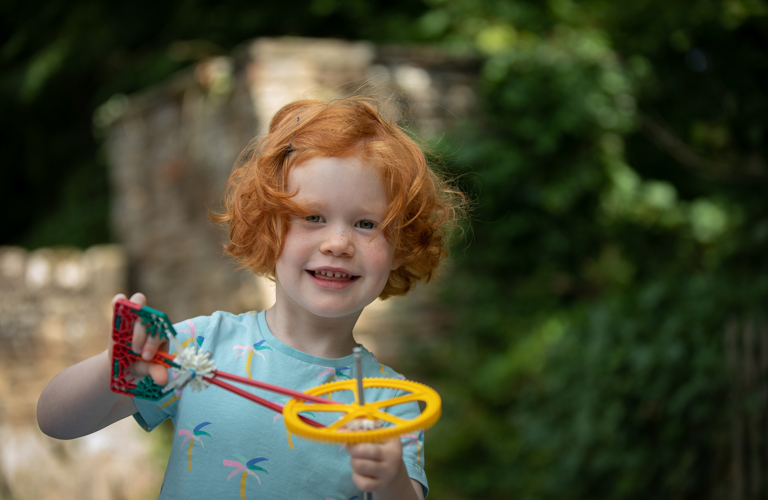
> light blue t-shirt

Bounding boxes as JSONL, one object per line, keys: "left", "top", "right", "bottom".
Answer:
{"left": 134, "top": 310, "right": 428, "bottom": 499}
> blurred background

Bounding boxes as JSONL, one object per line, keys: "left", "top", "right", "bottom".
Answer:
{"left": 1, "top": 1, "right": 767, "bottom": 499}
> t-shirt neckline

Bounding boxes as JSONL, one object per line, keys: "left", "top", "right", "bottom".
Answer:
{"left": 256, "top": 310, "right": 364, "bottom": 368}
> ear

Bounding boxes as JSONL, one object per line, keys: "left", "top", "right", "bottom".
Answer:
{"left": 390, "top": 255, "right": 404, "bottom": 271}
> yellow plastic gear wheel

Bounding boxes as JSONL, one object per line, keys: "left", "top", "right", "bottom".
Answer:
{"left": 283, "top": 378, "right": 441, "bottom": 444}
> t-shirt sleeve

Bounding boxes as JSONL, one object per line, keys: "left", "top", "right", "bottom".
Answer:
{"left": 133, "top": 390, "right": 176, "bottom": 431}
{"left": 402, "top": 432, "right": 429, "bottom": 498}
{"left": 132, "top": 315, "right": 211, "bottom": 432}
{"left": 388, "top": 388, "right": 429, "bottom": 498}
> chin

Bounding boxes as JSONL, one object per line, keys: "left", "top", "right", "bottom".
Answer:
{"left": 308, "top": 305, "right": 363, "bottom": 319}
{"left": 303, "top": 298, "right": 373, "bottom": 319}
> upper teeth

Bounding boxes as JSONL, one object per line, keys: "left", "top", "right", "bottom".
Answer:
{"left": 316, "top": 270, "right": 351, "bottom": 278}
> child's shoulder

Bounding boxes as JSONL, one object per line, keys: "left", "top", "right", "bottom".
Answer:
{"left": 360, "top": 346, "right": 409, "bottom": 381}
{"left": 171, "top": 309, "right": 263, "bottom": 347}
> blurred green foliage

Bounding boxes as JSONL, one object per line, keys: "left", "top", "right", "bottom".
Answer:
{"left": 4, "top": 0, "right": 767, "bottom": 498}
{"left": 403, "top": 1, "right": 768, "bottom": 498}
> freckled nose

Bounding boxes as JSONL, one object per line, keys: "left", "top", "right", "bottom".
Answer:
{"left": 320, "top": 227, "right": 354, "bottom": 257}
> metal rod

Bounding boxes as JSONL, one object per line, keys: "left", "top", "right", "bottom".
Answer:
{"left": 354, "top": 346, "right": 365, "bottom": 406}
{"left": 353, "top": 347, "right": 373, "bottom": 500}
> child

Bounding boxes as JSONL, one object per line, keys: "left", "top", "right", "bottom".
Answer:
{"left": 37, "top": 95, "right": 464, "bottom": 499}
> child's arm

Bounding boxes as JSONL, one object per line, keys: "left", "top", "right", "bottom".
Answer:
{"left": 37, "top": 348, "right": 138, "bottom": 439}
{"left": 347, "top": 438, "right": 425, "bottom": 500}
{"left": 37, "top": 293, "right": 169, "bottom": 440}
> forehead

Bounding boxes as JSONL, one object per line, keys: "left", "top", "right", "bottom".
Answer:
{"left": 287, "top": 156, "right": 389, "bottom": 210}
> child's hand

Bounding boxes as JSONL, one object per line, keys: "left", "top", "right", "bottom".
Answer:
{"left": 110, "top": 292, "right": 169, "bottom": 385}
{"left": 347, "top": 438, "right": 423, "bottom": 499}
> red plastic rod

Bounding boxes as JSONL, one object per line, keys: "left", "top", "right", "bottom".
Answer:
{"left": 206, "top": 377, "right": 325, "bottom": 428}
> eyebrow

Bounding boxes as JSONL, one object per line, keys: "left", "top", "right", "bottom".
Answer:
{"left": 296, "top": 198, "right": 325, "bottom": 211}
{"left": 359, "top": 204, "right": 387, "bottom": 215}
{"left": 298, "top": 198, "right": 386, "bottom": 216}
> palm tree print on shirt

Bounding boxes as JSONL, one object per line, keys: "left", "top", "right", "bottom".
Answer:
{"left": 317, "top": 366, "right": 350, "bottom": 383}
{"left": 371, "top": 353, "right": 390, "bottom": 377}
{"left": 178, "top": 422, "right": 212, "bottom": 471}
{"left": 158, "top": 373, "right": 181, "bottom": 410}
{"left": 175, "top": 321, "right": 204, "bottom": 352}
{"left": 402, "top": 431, "right": 424, "bottom": 470}
{"left": 273, "top": 408, "right": 317, "bottom": 450}
{"left": 233, "top": 340, "right": 272, "bottom": 379}
{"left": 317, "top": 366, "right": 350, "bottom": 403}
{"left": 224, "top": 455, "right": 268, "bottom": 499}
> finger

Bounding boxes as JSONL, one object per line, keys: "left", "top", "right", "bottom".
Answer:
{"left": 146, "top": 360, "right": 170, "bottom": 385}
{"left": 129, "top": 292, "right": 146, "bottom": 306}
{"left": 350, "top": 470, "right": 381, "bottom": 493}
{"left": 348, "top": 439, "right": 402, "bottom": 461}
{"left": 140, "top": 327, "right": 166, "bottom": 361}
{"left": 128, "top": 293, "right": 151, "bottom": 358}
{"left": 128, "top": 359, "right": 170, "bottom": 386}
{"left": 347, "top": 442, "right": 383, "bottom": 460}
{"left": 349, "top": 456, "right": 382, "bottom": 476}
{"left": 111, "top": 293, "right": 127, "bottom": 306}
{"left": 128, "top": 293, "right": 171, "bottom": 385}
{"left": 108, "top": 294, "right": 128, "bottom": 351}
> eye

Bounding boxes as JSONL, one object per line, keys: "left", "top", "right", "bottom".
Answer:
{"left": 305, "top": 215, "right": 324, "bottom": 223}
{"left": 355, "top": 220, "right": 376, "bottom": 230}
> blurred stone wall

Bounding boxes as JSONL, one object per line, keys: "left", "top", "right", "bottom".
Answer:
{"left": 0, "top": 245, "right": 126, "bottom": 425}
{"left": 0, "top": 245, "right": 165, "bottom": 499}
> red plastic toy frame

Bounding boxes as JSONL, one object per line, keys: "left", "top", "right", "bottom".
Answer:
{"left": 110, "top": 299, "right": 174, "bottom": 400}
{"left": 110, "top": 298, "right": 326, "bottom": 427}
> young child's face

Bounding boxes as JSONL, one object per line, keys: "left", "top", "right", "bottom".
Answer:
{"left": 274, "top": 155, "right": 401, "bottom": 320}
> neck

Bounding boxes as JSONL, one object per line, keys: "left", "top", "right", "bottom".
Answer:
{"left": 264, "top": 304, "right": 361, "bottom": 359}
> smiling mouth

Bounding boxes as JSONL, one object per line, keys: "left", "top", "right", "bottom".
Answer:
{"left": 309, "top": 270, "right": 359, "bottom": 281}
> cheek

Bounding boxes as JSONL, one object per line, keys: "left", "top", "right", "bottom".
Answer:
{"left": 280, "top": 227, "right": 311, "bottom": 255}
{"left": 275, "top": 234, "right": 308, "bottom": 276}
{"left": 363, "top": 239, "right": 397, "bottom": 274}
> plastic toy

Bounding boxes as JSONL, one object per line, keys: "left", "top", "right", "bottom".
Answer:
{"left": 283, "top": 377, "right": 441, "bottom": 444}
{"left": 110, "top": 298, "right": 441, "bottom": 445}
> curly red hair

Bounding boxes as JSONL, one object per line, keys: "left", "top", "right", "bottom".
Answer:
{"left": 213, "top": 96, "right": 464, "bottom": 299}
